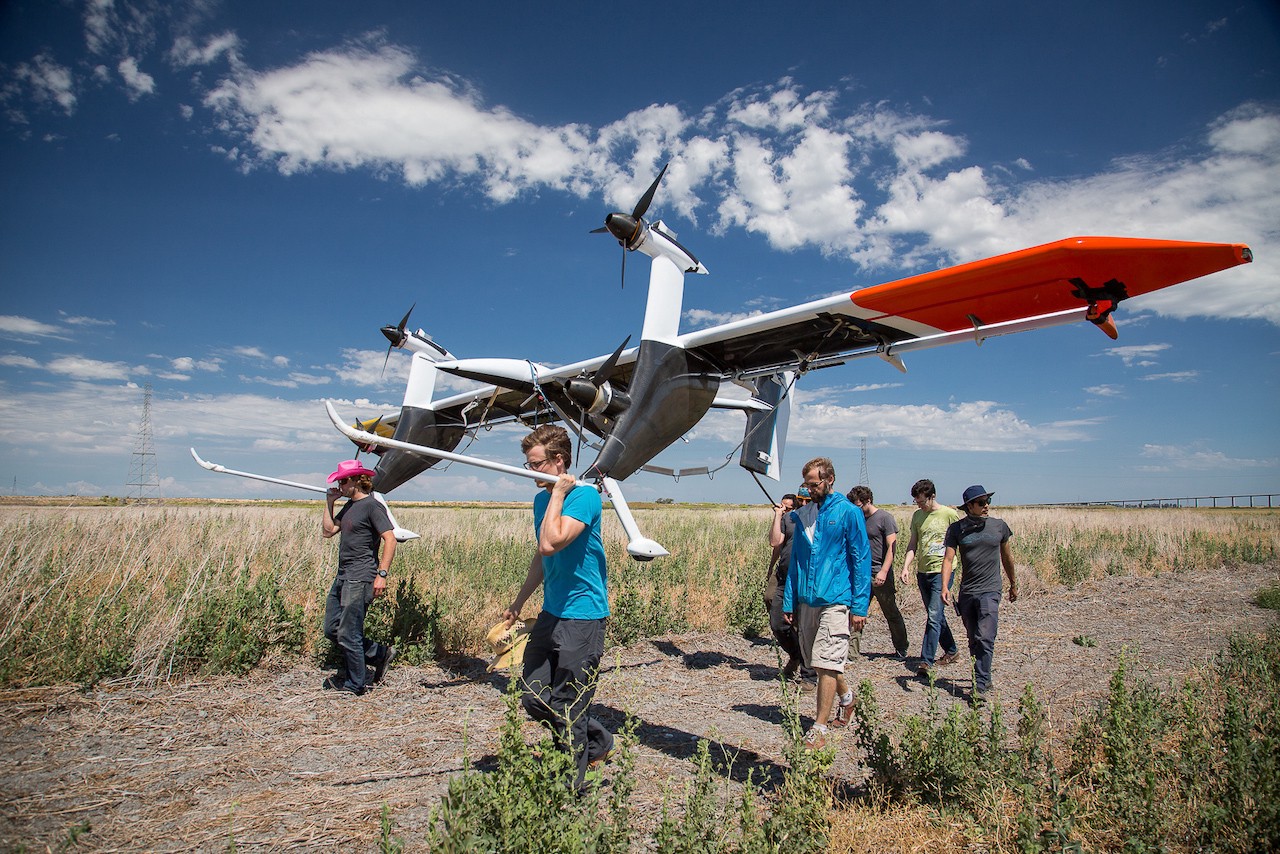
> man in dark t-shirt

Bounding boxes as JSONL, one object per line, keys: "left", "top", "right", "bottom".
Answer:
{"left": 941, "top": 484, "right": 1018, "bottom": 698}
{"left": 765, "top": 492, "right": 806, "bottom": 677}
{"left": 848, "top": 486, "right": 909, "bottom": 659}
{"left": 321, "top": 460, "right": 397, "bottom": 695}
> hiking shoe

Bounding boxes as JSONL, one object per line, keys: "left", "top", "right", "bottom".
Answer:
{"left": 915, "top": 662, "right": 933, "bottom": 679}
{"left": 322, "top": 675, "right": 361, "bottom": 695}
{"left": 893, "top": 649, "right": 909, "bottom": 662}
{"left": 829, "top": 694, "right": 856, "bottom": 729}
{"left": 803, "top": 725, "right": 828, "bottom": 750}
{"left": 589, "top": 747, "right": 616, "bottom": 769}
{"left": 938, "top": 651, "right": 960, "bottom": 666}
{"left": 373, "top": 645, "right": 397, "bottom": 683}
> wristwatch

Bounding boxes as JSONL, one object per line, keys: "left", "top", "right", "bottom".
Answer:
{"left": 377, "top": 570, "right": 388, "bottom": 578}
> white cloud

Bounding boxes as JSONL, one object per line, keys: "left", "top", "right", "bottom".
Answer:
{"left": 0, "top": 315, "right": 65, "bottom": 339}
{"left": 169, "top": 32, "right": 241, "bottom": 67}
{"left": 197, "top": 45, "right": 1278, "bottom": 325}
{"left": 691, "top": 397, "right": 1096, "bottom": 452}
{"left": 12, "top": 52, "right": 77, "bottom": 116}
{"left": 1102, "top": 343, "right": 1171, "bottom": 367}
{"left": 1084, "top": 384, "right": 1124, "bottom": 397}
{"left": 46, "top": 355, "right": 136, "bottom": 381}
{"left": 59, "top": 313, "right": 116, "bottom": 327}
{"left": 0, "top": 355, "right": 41, "bottom": 369}
{"left": 683, "top": 308, "right": 762, "bottom": 329}
{"left": 1139, "top": 371, "right": 1198, "bottom": 382}
{"left": 168, "top": 356, "right": 221, "bottom": 372}
{"left": 117, "top": 56, "right": 155, "bottom": 99}
{"left": 1137, "top": 443, "right": 1274, "bottom": 472}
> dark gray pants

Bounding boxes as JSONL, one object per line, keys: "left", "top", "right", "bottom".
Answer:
{"left": 956, "top": 591, "right": 1001, "bottom": 693}
{"left": 768, "top": 577, "right": 804, "bottom": 664}
{"left": 850, "top": 570, "right": 910, "bottom": 657}
{"left": 521, "top": 612, "right": 614, "bottom": 790}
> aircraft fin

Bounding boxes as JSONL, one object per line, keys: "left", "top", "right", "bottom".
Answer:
{"left": 737, "top": 372, "right": 793, "bottom": 482}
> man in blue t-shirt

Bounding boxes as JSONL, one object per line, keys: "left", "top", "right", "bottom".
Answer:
{"left": 503, "top": 425, "right": 613, "bottom": 790}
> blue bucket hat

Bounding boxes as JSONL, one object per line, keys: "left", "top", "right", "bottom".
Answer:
{"left": 962, "top": 484, "right": 994, "bottom": 505}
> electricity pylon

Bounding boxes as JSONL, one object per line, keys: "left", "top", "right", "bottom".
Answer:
{"left": 126, "top": 383, "right": 161, "bottom": 504}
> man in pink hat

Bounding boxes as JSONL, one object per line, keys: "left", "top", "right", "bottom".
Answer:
{"left": 320, "top": 460, "right": 397, "bottom": 695}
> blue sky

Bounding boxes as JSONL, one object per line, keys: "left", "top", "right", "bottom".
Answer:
{"left": 1, "top": 0, "right": 1277, "bottom": 506}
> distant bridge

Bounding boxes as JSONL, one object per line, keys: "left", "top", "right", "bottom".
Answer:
{"left": 1029, "top": 493, "right": 1278, "bottom": 509}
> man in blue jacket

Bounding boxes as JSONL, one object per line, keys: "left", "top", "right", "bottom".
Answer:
{"left": 783, "top": 457, "right": 872, "bottom": 749}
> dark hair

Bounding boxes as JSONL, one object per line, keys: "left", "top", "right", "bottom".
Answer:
{"left": 521, "top": 424, "right": 572, "bottom": 468}
{"left": 848, "top": 485, "right": 873, "bottom": 504}
{"left": 781, "top": 493, "right": 797, "bottom": 503}
{"left": 348, "top": 473, "right": 374, "bottom": 493}
{"left": 910, "top": 478, "right": 936, "bottom": 499}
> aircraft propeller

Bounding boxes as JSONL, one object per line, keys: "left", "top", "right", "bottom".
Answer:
{"left": 591, "top": 163, "right": 669, "bottom": 289}
{"left": 380, "top": 303, "right": 416, "bottom": 377}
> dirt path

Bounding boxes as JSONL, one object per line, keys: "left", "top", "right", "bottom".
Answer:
{"left": 2, "top": 564, "right": 1276, "bottom": 851}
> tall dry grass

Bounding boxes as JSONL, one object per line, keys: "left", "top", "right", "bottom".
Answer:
{"left": 0, "top": 503, "right": 1275, "bottom": 688}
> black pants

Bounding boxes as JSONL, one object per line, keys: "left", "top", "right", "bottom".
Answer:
{"left": 520, "top": 612, "right": 614, "bottom": 790}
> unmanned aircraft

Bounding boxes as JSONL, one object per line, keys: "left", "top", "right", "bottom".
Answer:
{"left": 199, "top": 166, "right": 1253, "bottom": 559}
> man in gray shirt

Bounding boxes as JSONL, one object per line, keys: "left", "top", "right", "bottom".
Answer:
{"left": 942, "top": 484, "right": 1018, "bottom": 699}
{"left": 848, "top": 486, "right": 909, "bottom": 660}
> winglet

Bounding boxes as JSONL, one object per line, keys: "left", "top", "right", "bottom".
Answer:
{"left": 1086, "top": 300, "right": 1120, "bottom": 340}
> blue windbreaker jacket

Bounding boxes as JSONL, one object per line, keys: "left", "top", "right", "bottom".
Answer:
{"left": 782, "top": 490, "right": 872, "bottom": 616}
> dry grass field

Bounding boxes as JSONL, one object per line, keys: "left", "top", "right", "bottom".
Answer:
{"left": 0, "top": 502, "right": 1277, "bottom": 851}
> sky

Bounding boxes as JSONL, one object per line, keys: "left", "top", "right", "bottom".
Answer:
{"left": 1, "top": 0, "right": 1278, "bottom": 508}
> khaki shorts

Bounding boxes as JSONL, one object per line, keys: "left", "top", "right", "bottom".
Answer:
{"left": 796, "top": 603, "right": 849, "bottom": 672}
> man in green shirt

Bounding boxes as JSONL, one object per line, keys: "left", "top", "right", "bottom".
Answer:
{"left": 899, "top": 478, "right": 960, "bottom": 677}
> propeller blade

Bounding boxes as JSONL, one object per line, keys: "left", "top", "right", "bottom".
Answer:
{"left": 631, "top": 162, "right": 668, "bottom": 220}
{"left": 591, "top": 336, "right": 631, "bottom": 385}
{"left": 379, "top": 303, "right": 416, "bottom": 378}
{"left": 589, "top": 225, "right": 609, "bottom": 234}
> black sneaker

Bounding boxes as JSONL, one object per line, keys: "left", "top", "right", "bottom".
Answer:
{"left": 322, "top": 675, "right": 361, "bottom": 695}
{"left": 373, "top": 645, "right": 397, "bottom": 683}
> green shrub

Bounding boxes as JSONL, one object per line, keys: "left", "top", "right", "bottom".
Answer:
{"left": 175, "top": 573, "right": 305, "bottom": 675}
{"left": 1053, "top": 544, "right": 1091, "bottom": 587}
{"left": 1254, "top": 582, "right": 1280, "bottom": 611}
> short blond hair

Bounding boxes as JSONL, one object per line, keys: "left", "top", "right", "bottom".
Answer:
{"left": 520, "top": 424, "right": 572, "bottom": 468}
{"left": 802, "top": 457, "right": 834, "bottom": 481}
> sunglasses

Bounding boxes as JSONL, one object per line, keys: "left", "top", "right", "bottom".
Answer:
{"left": 971, "top": 498, "right": 990, "bottom": 507}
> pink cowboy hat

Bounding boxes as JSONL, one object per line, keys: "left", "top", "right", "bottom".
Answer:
{"left": 327, "top": 460, "right": 377, "bottom": 483}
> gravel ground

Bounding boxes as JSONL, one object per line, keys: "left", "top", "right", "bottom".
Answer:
{"left": 2, "top": 562, "right": 1276, "bottom": 851}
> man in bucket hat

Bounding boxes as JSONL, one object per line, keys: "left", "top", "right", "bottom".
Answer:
{"left": 502, "top": 424, "right": 614, "bottom": 792}
{"left": 942, "top": 485, "right": 1018, "bottom": 701}
{"left": 320, "top": 460, "right": 397, "bottom": 695}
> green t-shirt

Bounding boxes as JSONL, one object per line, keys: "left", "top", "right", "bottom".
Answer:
{"left": 910, "top": 505, "right": 961, "bottom": 575}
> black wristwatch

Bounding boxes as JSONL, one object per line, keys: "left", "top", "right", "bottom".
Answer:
{"left": 377, "top": 570, "right": 388, "bottom": 578}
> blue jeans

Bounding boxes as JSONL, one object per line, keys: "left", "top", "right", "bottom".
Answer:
{"left": 323, "top": 576, "right": 386, "bottom": 693}
{"left": 915, "top": 572, "right": 957, "bottom": 666}
{"left": 956, "top": 592, "right": 1001, "bottom": 693}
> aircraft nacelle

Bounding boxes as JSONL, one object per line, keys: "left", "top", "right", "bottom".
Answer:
{"left": 565, "top": 377, "right": 629, "bottom": 417}
{"left": 584, "top": 339, "right": 719, "bottom": 481}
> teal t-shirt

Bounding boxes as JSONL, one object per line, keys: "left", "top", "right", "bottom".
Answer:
{"left": 533, "top": 484, "right": 609, "bottom": 619}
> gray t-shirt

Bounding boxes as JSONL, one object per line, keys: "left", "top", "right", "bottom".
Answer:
{"left": 864, "top": 508, "right": 898, "bottom": 569}
{"left": 944, "top": 515, "right": 1012, "bottom": 596}
{"left": 334, "top": 495, "right": 393, "bottom": 583}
